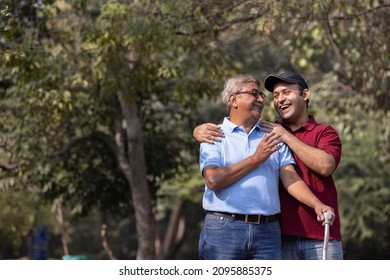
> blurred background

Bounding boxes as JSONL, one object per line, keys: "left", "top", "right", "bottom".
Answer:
{"left": 0, "top": 0, "right": 389, "bottom": 260}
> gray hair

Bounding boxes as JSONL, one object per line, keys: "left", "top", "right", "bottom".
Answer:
{"left": 220, "top": 74, "right": 260, "bottom": 113}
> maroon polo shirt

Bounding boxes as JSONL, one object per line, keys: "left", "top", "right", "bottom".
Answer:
{"left": 277, "top": 115, "right": 342, "bottom": 241}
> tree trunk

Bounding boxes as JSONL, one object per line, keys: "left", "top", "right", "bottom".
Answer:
{"left": 101, "top": 212, "right": 117, "bottom": 260}
{"left": 54, "top": 199, "right": 69, "bottom": 256}
{"left": 156, "top": 201, "right": 186, "bottom": 259}
{"left": 116, "top": 90, "right": 156, "bottom": 259}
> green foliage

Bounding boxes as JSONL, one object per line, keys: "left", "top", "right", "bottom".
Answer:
{"left": 42, "top": 142, "right": 132, "bottom": 218}
{"left": 0, "top": 0, "right": 389, "bottom": 259}
{"left": 335, "top": 109, "right": 390, "bottom": 258}
{"left": 1, "top": 0, "right": 256, "bottom": 258}
{"left": 310, "top": 73, "right": 390, "bottom": 259}
{"left": 264, "top": 0, "right": 390, "bottom": 109}
{"left": 0, "top": 189, "right": 58, "bottom": 259}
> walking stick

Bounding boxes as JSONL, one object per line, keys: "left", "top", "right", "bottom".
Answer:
{"left": 322, "top": 211, "right": 333, "bottom": 260}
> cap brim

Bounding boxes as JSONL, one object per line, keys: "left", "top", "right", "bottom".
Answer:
{"left": 264, "top": 75, "right": 283, "bottom": 92}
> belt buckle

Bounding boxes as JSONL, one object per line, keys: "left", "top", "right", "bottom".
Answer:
{"left": 244, "top": 215, "right": 261, "bottom": 224}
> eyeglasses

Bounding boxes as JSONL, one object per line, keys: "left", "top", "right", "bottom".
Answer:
{"left": 237, "top": 89, "right": 266, "bottom": 100}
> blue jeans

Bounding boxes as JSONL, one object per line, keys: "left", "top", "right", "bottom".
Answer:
{"left": 198, "top": 213, "right": 281, "bottom": 260}
{"left": 281, "top": 235, "right": 344, "bottom": 260}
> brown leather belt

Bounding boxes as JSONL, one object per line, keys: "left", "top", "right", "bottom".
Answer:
{"left": 206, "top": 211, "right": 279, "bottom": 224}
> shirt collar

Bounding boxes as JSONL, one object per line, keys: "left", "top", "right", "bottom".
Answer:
{"left": 276, "top": 115, "right": 317, "bottom": 132}
{"left": 222, "top": 117, "right": 261, "bottom": 134}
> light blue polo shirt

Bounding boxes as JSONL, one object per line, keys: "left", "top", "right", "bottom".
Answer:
{"left": 199, "top": 117, "right": 295, "bottom": 215}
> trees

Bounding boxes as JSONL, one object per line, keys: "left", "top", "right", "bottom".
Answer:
{"left": 0, "top": 0, "right": 252, "bottom": 259}
{"left": 1, "top": 0, "right": 389, "bottom": 259}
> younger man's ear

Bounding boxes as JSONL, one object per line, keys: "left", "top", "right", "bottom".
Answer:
{"left": 302, "top": 88, "right": 311, "bottom": 100}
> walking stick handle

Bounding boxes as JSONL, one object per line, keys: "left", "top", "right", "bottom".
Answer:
{"left": 322, "top": 211, "right": 333, "bottom": 260}
{"left": 323, "top": 211, "right": 333, "bottom": 224}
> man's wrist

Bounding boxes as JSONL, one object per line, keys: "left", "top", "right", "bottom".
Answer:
{"left": 249, "top": 156, "right": 258, "bottom": 167}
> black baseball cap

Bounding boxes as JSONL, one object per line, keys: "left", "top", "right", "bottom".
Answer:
{"left": 264, "top": 72, "right": 309, "bottom": 92}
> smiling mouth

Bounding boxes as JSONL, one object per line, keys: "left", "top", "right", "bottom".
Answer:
{"left": 253, "top": 103, "right": 263, "bottom": 110}
{"left": 279, "top": 104, "right": 290, "bottom": 111}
